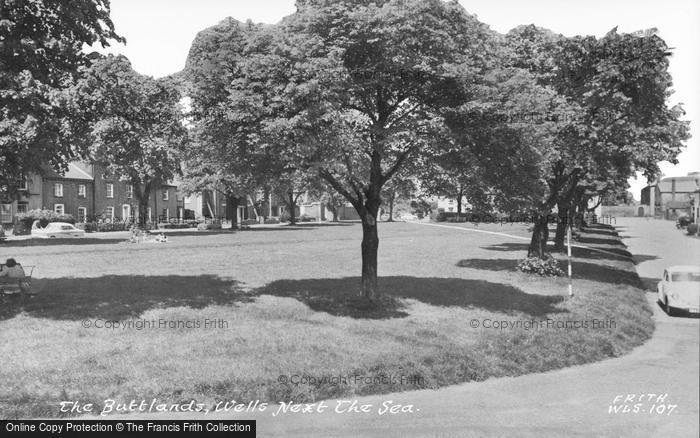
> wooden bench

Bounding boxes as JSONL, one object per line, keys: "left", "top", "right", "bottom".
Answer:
{"left": 0, "top": 264, "right": 34, "bottom": 295}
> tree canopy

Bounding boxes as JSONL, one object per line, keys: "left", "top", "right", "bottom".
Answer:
{"left": 0, "top": 0, "right": 123, "bottom": 192}
{"left": 72, "top": 55, "right": 188, "bottom": 224}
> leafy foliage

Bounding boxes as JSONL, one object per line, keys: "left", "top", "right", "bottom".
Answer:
{"left": 72, "top": 55, "right": 188, "bottom": 224}
{"left": 516, "top": 255, "right": 565, "bottom": 277}
{"left": 16, "top": 208, "right": 76, "bottom": 229}
{"left": 0, "top": 0, "right": 123, "bottom": 192}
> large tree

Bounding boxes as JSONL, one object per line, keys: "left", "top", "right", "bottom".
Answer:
{"left": 186, "top": 0, "right": 497, "bottom": 302}
{"left": 504, "top": 26, "right": 689, "bottom": 258}
{"left": 182, "top": 18, "right": 274, "bottom": 227}
{"left": 0, "top": 0, "right": 122, "bottom": 192}
{"left": 73, "top": 55, "right": 188, "bottom": 225}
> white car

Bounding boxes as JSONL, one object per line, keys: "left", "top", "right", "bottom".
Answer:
{"left": 657, "top": 265, "right": 700, "bottom": 316}
{"left": 31, "top": 222, "right": 85, "bottom": 239}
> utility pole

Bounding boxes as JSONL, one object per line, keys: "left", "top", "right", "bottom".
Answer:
{"left": 567, "top": 224, "right": 573, "bottom": 297}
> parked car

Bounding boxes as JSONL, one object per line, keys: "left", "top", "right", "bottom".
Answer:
{"left": 657, "top": 265, "right": 700, "bottom": 316}
{"left": 31, "top": 222, "right": 85, "bottom": 239}
{"left": 676, "top": 215, "right": 693, "bottom": 229}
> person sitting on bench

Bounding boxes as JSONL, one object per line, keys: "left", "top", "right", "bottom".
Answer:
{"left": 0, "top": 258, "right": 25, "bottom": 278}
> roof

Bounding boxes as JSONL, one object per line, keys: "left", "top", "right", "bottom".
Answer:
{"left": 656, "top": 175, "right": 700, "bottom": 193}
{"left": 43, "top": 163, "right": 94, "bottom": 181}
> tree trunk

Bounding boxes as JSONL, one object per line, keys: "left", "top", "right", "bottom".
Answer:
{"left": 227, "top": 195, "right": 240, "bottom": 229}
{"left": 361, "top": 212, "right": 379, "bottom": 301}
{"left": 326, "top": 202, "right": 339, "bottom": 222}
{"left": 554, "top": 202, "right": 568, "bottom": 251}
{"left": 527, "top": 213, "right": 550, "bottom": 259}
{"left": 456, "top": 187, "right": 463, "bottom": 220}
{"left": 576, "top": 197, "right": 588, "bottom": 230}
{"left": 287, "top": 191, "right": 297, "bottom": 225}
{"left": 387, "top": 193, "right": 394, "bottom": 222}
{"left": 135, "top": 183, "right": 151, "bottom": 227}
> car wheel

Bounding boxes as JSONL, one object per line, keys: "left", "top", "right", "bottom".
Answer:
{"left": 49, "top": 235, "right": 56, "bottom": 239}
{"left": 665, "top": 298, "right": 675, "bottom": 316}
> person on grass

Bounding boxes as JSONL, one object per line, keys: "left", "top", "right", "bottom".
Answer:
{"left": 0, "top": 258, "right": 25, "bottom": 278}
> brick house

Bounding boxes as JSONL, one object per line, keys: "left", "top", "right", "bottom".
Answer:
{"left": 0, "top": 174, "right": 43, "bottom": 227}
{"left": 641, "top": 172, "right": 700, "bottom": 219}
{"left": 0, "top": 162, "right": 180, "bottom": 230}
{"left": 41, "top": 164, "right": 94, "bottom": 223}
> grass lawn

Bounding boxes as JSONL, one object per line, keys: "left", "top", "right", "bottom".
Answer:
{"left": 0, "top": 221, "right": 653, "bottom": 418}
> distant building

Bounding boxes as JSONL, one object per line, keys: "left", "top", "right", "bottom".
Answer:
{"left": 0, "top": 163, "right": 179, "bottom": 229}
{"left": 641, "top": 172, "right": 700, "bottom": 219}
{"left": 435, "top": 196, "right": 471, "bottom": 213}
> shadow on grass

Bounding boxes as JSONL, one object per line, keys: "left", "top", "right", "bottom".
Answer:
{"left": 570, "top": 262, "right": 643, "bottom": 287}
{"left": 631, "top": 254, "right": 660, "bottom": 265}
{"left": 239, "top": 227, "right": 313, "bottom": 232}
{"left": 0, "top": 275, "right": 249, "bottom": 321}
{"left": 0, "top": 238, "right": 126, "bottom": 247}
{"left": 480, "top": 243, "right": 530, "bottom": 252}
{"left": 255, "top": 276, "right": 566, "bottom": 319}
{"left": 570, "top": 246, "right": 632, "bottom": 260}
{"left": 240, "top": 222, "right": 358, "bottom": 231}
{"left": 158, "top": 230, "right": 236, "bottom": 237}
{"left": 292, "top": 222, "right": 357, "bottom": 227}
{"left": 457, "top": 256, "right": 642, "bottom": 287}
{"left": 575, "top": 235, "right": 626, "bottom": 246}
{"left": 639, "top": 276, "right": 660, "bottom": 291}
{"left": 456, "top": 259, "right": 518, "bottom": 271}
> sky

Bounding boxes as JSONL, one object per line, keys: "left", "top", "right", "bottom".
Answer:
{"left": 99, "top": 0, "right": 700, "bottom": 199}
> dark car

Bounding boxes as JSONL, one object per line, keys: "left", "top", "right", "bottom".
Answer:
{"left": 676, "top": 215, "right": 693, "bottom": 228}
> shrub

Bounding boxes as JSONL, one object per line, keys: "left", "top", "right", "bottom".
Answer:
{"left": 74, "top": 222, "right": 99, "bottom": 232}
{"left": 516, "top": 255, "right": 565, "bottom": 277}
{"left": 197, "top": 223, "right": 222, "bottom": 230}
{"left": 240, "top": 219, "right": 258, "bottom": 226}
{"left": 688, "top": 223, "right": 699, "bottom": 235}
{"left": 97, "top": 222, "right": 113, "bottom": 232}
{"left": 16, "top": 209, "right": 76, "bottom": 229}
{"left": 279, "top": 212, "right": 291, "bottom": 222}
{"left": 112, "top": 222, "right": 127, "bottom": 231}
{"left": 158, "top": 223, "right": 190, "bottom": 229}
{"left": 264, "top": 217, "right": 280, "bottom": 224}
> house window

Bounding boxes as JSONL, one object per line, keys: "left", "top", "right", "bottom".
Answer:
{"left": 162, "top": 208, "right": 169, "bottom": 220}
{"left": 54, "top": 183, "right": 63, "bottom": 197}
{"left": 104, "top": 206, "right": 114, "bottom": 220}
{"left": 78, "top": 184, "right": 86, "bottom": 198}
{"left": 17, "top": 203, "right": 28, "bottom": 214}
{"left": 18, "top": 176, "right": 28, "bottom": 191}
{"left": 147, "top": 207, "right": 152, "bottom": 222}
{"left": 0, "top": 204, "right": 11, "bottom": 223}
{"left": 126, "top": 185, "right": 133, "bottom": 198}
{"left": 54, "top": 204, "right": 65, "bottom": 215}
{"left": 78, "top": 207, "right": 87, "bottom": 223}
{"left": 106, "top": 183, "right": 114, "bottom": 198}
{"left": 122, "top": 205, "right": 131, "bottom": 221}
{"left": 162, "top": 189, "right": 169, "bottom": 201}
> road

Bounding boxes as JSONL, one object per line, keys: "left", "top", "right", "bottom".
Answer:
{"left": 86, "top": 218, "right": 700, "bottom": 437}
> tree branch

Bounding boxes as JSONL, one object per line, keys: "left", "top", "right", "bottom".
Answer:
{"left": 319, "top": 168, "right": 361, "bottom": 209}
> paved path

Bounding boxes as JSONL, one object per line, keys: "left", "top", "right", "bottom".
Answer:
{"left": 94, "top": 218, "right": 700, "bottom": 437}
